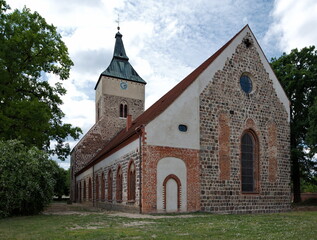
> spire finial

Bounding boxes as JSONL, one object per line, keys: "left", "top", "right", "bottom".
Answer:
{"left": 116, "top": 14, "right": 120, "bottom": 31}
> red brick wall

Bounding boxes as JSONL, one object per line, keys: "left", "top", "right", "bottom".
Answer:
{"left": 141, "top": 145, "right": 200, "bottom": 213}
{"left": 219, "top": 112, "right": 230, "bottom": 180}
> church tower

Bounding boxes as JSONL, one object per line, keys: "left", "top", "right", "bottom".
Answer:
{"left": 70, "top": 29, "right": 146, "bottom": 183}
{"left": 94, "top": 30, "right": 146, "bottom": 141}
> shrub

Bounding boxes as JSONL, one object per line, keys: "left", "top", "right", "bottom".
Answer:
{"left": 0, "top": 140, "right": 56, "bottom": 218}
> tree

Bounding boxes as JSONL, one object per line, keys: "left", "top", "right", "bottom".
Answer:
{"left": 52, "top": 164, "right": 70, "bottom": 200}
{"left": 0, "top": 140, "right": 57, "bottom": 218}
{"left": 271, "top": 46, "right": 317, "bottom": 202}
{"left": 0, "top": 1, "right": 81, "bottom": 160}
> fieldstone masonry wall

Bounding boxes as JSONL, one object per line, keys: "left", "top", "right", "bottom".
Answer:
{"left": 72, "top": 95, "right": 144, "bottom": 173}
{"left": 199, "top": 34, "right": 290, "bottom": 213}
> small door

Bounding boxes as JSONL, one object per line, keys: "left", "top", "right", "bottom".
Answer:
{"left": 165, "top": 178, "right": 178, "bottom": 212}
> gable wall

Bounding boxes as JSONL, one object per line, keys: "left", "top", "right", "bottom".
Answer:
{"left": 199, "top": 32, "right": 290, "bottom": 213}
{"left": 145, "top": 82, "right": 200, "bottom": 150}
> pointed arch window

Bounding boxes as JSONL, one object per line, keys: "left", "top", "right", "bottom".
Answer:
{"left": 101, "top": 172, "right": 105, "bottom": 201}
{"left": 83, "top": 180, "right": 86, "bottom": 201}
{"left": 241, "top": 130, "right": 259, "bottom": 193}
{"left": 120, "top": 103, "right": 128, "bottom": 118}
{"left": 95, "top": 175, "right": 99, "bottom": 200}
{"left": 88, "top": 177, "right": 92, "bottom": 200}
{"left": 108, "top": 169, "right": 113, "bottom": 201}
{"left": 116, "top": 166, "right": 123, "bottom": 202}
{"left": 128, "top": 161, "right": 136, "bottom": 201}
{"left": 96, "top": 101, "right": 101, "bottom": 121}
{"left": 76, "top": 182, "right": 79, "bottom": 202}
{"left": 79, "top": 181, "right": 81, "bottom": 202}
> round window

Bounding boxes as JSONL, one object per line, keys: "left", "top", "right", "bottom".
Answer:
{"left": 240, "top": 75, "right": 252, "bottom": 94}
{"left": 178, "top": 124, "right": 188, "bottom": 132}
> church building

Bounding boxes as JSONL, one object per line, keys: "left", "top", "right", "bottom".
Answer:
{"left": 70, "top": 25, "right": 291, "bottom": 214}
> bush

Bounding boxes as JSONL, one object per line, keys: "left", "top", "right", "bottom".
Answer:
{"left": 0, "top": 140, "right": 56, "bottom": 218}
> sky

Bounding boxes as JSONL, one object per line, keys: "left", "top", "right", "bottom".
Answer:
{"left": 7, "top": 0, "right": 317, "bottom": 169}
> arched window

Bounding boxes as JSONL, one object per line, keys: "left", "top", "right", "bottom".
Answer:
{"left": 120, "top": 103, "right": 128, "bottom": 118}
{"left": 116, "top": 166, "right": 123, "bottom": 202}
{"left": 88, "top": 177, "right": 92, "bottom": 200}
{"left": 95, "top": 175, "right": 99, "bottom": 200}
{"left": 108, "top": 170, "right": 113, "bottom": 201}
{"left": 83, "top": 180, "right": 86, "bottom": 201}
{"left": 79, "top": 181, "right": 82, "bottom": 202}
{"left": 96, "top": 102, "right": 100, "bottom": 121}
{"left": 124, "top": 105, "right": 128, "bottom": 118}
{"left": 128, "top": 161, "right": 136, "bottom": 201}
{"left": 101, "top": 172, "right": 105, "bottom": 201}
{"left": 241, "top": 130, "right": 259, "bottom": 193}
{"left": 76, "top": 182, "right": 79, "bottom": 202}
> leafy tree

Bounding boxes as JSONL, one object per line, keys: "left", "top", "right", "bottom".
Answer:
{"left": 301, "top": 177, "right": 317, "bottom": 193}
{"left": 0, "top": 1, "right": 81, "bottom": 160}
{"left": 0, "top": 140, "right": 57, "bottom": 218}
{"left": 52, "top": 164, "right": 70, "bottom": 200}
{"left": 271, "top": 46, "right": 317, "bottom": 202}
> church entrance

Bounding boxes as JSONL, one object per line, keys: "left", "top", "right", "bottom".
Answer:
{"left": 164, "top": 176, "right": 180, "bottom": 212}
{"left": 157, "top": 157, "right": 187, "bottom": 212}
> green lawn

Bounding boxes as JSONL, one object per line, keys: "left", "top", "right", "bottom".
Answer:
{"left": 0, "top": 207, "right": 316, "bottom": 240}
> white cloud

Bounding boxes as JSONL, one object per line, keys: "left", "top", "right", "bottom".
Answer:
{"left": 7, "top": 0, "right": 296, "bottom": 169}
{"left": 265, "top": 0, "right": 317, "bottom": 53}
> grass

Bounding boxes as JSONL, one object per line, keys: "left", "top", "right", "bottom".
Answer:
{"left": 0, "top": 205, "right": 316, "bottom": 240}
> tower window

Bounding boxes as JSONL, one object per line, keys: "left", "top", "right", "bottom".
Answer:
{"left": 120, "top": 103, "right": 128, "bottom": 118}
{"left": 97, "top": 102, "right": 100, "bottom": 121}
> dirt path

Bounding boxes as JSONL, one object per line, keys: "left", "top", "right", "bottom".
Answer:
{"left": 43, "top": 202, "right": 201, "bottom": 218}
{"left": 44, "top": 202, "right": 317, "bottom": 218}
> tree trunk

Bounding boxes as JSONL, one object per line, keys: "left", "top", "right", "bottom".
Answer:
{"left": 292, "top": 155, "right": 301, "bottom": 203}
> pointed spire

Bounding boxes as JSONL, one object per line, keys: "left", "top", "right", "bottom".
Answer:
{"left": 96, "top": 28, "right": 146, "bottom": 88}
{"left": 113, "top": 31, "right": 129, "bottom": 60}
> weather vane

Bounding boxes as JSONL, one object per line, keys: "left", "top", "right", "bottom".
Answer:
{"left": 116, "top": 14, "right": 120, "bottom": 31}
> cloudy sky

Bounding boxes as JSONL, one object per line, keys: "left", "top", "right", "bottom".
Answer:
{"left": 7, "top": 0, "right": 317, "bottom": 169}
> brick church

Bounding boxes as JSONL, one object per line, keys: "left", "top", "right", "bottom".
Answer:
{"left": 70, "top": 25, "right": 291, "bottom": 214}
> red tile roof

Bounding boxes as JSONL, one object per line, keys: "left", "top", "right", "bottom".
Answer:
{"left": 76, "top": 25, "right": 248, "bottom": 176}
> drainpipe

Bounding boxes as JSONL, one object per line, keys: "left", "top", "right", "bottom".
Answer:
{"left": 135, "top": 125, "right": 144, "bottom": 214}
{"left": 92, "top": 165, "right": 95, "bottom": 207}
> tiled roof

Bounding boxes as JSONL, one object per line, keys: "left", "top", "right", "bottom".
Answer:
{"left": 76, "top": 25, "right": 248, "bottom": 175}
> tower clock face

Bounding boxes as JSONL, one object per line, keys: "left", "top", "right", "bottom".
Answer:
{"left": 120, "top": 81, "right": 128, "bottom": 90}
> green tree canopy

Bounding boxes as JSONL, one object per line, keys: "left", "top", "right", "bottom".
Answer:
{"left": 0, "top": 140, "right": 57, "bottom": 217}
{"left": 271, "top": 46, "right": 317, "bottom": 202}
{"left": 0, "top": 1, "right": 81, "bottom": 160}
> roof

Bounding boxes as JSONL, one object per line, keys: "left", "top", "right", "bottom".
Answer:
{"left": 95, "top": 31, "right": 146, "bottom": 90}
{"left": 76, "top": 25, "right": 248, "bottom": 176}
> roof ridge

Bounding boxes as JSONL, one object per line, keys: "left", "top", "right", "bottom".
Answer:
{"left": 77, "top": 25, "right": 249, "bottom": 175}
{"left": 132, "top": 24, "right": 248, "bottom": 126}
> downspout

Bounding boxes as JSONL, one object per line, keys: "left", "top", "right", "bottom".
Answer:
{"left": 136, "top": 125, "right": 144, "bottom": 214}
{"left": 92, "top": 165, "right": 95, "bottom": 207}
